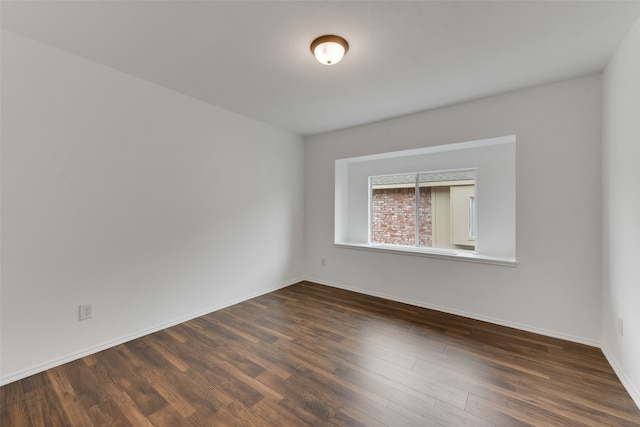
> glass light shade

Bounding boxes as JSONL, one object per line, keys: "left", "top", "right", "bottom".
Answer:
{"left": 311, "top": 35, "right": 349, "bottom": 66}
{"left": 314, "top": 42, "right": 345, "bottom": 65}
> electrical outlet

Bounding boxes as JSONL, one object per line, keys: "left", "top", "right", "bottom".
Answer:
{"left": 79, "top": 303, "right": 93, "bottom": 321}
{"left": 321, "top": 258, "right": 326, "bottom": 267}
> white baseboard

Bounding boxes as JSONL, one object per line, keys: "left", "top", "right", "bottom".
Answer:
{"left": 9, "top": 275, "right": 635, "bottom": 411}
{"left": 305, "top": 277, "right": 600, "bottom": 347}
{"left": 601, "top": 346, "right": 640, "bottom": 410}
{"left": 322, "top": 271, "right": 638, "bottom": 410}
{"left": 0, "top": 277, "right": 301, "bottom": 386}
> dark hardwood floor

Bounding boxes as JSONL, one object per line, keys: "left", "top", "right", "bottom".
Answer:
{"left": 2, "top": 281, "right": 639, "bottom": 426}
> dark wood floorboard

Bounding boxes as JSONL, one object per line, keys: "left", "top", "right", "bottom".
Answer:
{"left": 2, "top": 281, "right": 639, "bottom": 426}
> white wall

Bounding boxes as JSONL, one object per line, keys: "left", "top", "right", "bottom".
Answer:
{"left": 305, "top": 74, "right": 603, "bottom": 345}
{"left": 0, "top": 30, "right": 305, "bottom": 384}
{"left": 602, "top": 17, "right": 640, "bottom": 407}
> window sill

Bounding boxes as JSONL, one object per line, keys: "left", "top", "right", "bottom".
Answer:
{"left": 334, "top": 242, "right": 518, "bottom": 267}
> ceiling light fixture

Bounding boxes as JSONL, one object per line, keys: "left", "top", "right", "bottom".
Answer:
{"left": 310, "top": 35, "right": 349, "bottom": 65}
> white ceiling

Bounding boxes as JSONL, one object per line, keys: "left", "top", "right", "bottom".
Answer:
{"left": 2, "top": 1, "right": 640, "bottom": 136}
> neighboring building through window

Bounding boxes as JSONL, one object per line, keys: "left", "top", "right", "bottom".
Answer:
{"left": 370, "top": 170, "right": 476, "bottom": 250}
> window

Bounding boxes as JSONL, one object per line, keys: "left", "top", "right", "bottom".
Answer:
{"left": 335, "top": 135, "right": 516, "bottom": 265}
{"left": 369, "top": 169, "right": 476, "bottom": 251}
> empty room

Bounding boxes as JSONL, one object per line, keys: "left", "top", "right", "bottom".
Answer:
{"left": 1, "top": 1, "right": 640, "bottom": 426}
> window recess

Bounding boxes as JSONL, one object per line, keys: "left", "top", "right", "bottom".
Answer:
{"left": 335, "top": 135, "right": 517, "bottom": 265}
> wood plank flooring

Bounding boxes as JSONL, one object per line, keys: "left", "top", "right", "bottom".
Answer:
{"left": 2, "top": 281, "right": 639, "bottom": 426}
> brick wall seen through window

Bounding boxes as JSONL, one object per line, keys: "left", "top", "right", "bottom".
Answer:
{"left": 371, "top": 187, "right": 433, "bottom": 246}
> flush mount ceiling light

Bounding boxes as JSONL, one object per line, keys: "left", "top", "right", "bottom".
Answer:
{"left": 310, "top": 35, "right": 349, "bottom": 65}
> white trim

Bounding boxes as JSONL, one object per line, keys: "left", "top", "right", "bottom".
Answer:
{"left": 601, "top": 346, "right": 640, "bottom": 410}
{"left": 0, "top": 277, "right": 302, "bottom": 386}
{"left": 335, "top": 242, "right": 517, "bottom": 267}
{"left": 6, "top": 276, "right": 633, "bottom": 409}
{"left": 305, "top": 277, "right": 599, "bottom": 347}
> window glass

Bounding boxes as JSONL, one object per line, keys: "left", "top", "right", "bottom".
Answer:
{"left": 370, "top": 170, "right": 476, "bottom": 250}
